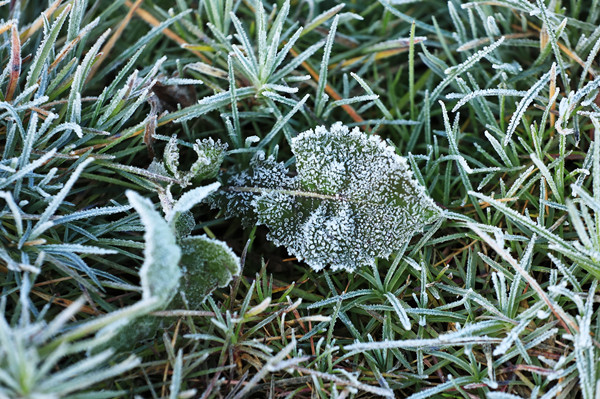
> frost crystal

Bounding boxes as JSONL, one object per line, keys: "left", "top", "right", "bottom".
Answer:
{"left": 217, "top": 150, "right": 294, "bottom": 225}
{"left": 226, "top": 122, "right": 442, "bottom": 272}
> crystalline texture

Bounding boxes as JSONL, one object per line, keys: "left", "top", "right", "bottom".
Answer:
{"left": 246, "top": 122, "right": 442, "bottom": 272}
{"left": 218, "top": 151, "right": 294, "bottom": 225}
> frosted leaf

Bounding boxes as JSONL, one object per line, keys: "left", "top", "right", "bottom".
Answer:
{"left": 188, "top": 138, "right": 227, "bottom": 182}
{"left": 164, "top": 135, "right": 181, "bottom": 179}
{"left": 104, "top": 315, "right": 162, "bottom": 352}
{"left": 126, "top": 191, "right": 182, "bottom": 305}
{"left": 109, "top": 193, "right": 239, "bottom": 349}
{"left": 167, "top": 183, "right": 221, "bottom": 237}
{"left": 172, "top": 210, "right": 196, "bottom": 238}
{"left": 162, "top": 136, "right": 227, "bottom": 187}
{"left": 176, "top": 235, "right": 241, "bottom": 307}
{"left": 148, "top": 158, "right": 170, "bottom": 178}
{"left": 229, "top": 122, "right": 442, "bottom": 272}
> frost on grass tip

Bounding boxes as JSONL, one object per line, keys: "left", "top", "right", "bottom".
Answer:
{"left": 224, "top": 122, "right": 442, "bottom": 272}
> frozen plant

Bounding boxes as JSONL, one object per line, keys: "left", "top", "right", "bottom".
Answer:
{"left": 108, "top": 140, "right": 240, "bottom": 350}
{"left": 221, "top": 122, "right": 442, "bottom": 272}
{"left": 157, "top": 138, "right": 241, "bottom": 309}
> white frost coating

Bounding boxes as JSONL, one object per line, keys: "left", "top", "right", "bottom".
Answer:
{"left": 126, "top": 191, "right": 182, "bottom": 304}
{"left": 220, "top": 151, "right": 294, "bottom": 225}
{"left": 168, "top": 182, "right": 221, "bottom": 223}
{"left": 254, "top": 122, "right": 442, "bottom": 272}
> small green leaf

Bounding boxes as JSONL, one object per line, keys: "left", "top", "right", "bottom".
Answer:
{"left": 177, "top": 235, "right": 240, "bottom": 308}
{"left": 167, "top": 182, "right": 221, "bottom": 229}
{"left": 126, "top": 191, "right": 182, "bottom": 305}
{"left": 189, "top": 138, "right": 227, "bottom": 182}
{"left": 164, "top": 135, "right": 181, "bottom": 179}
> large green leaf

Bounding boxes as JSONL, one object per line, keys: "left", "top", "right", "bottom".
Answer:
{"left": 226, "top": 122, "right": 442, "bottom": 272}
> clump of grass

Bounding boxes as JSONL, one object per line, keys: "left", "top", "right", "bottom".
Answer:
{"left": 1, "top": 0, "right": 600, "bottom": 397}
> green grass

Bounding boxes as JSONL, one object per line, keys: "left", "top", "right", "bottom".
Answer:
{"left": 1, "top": 0, "right": 600, "bottom": 397}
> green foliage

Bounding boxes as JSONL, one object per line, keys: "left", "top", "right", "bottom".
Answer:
{"left": 162, "top": 180, "right": 241, "bottom": 309}
{"left": 3, "top": 0, "right": 600, "bottom": 397}
{"left": 113, "top": 181, "right": 240, "bottom": 348}
{"left": 0, "top": 270, "right": 160, "bottom": 398}
{"left": 0, "top": 1, "right": 179, "bottom": 288}
{"left": 0, "top": 300, "right": 141, "bottom": 399}
{"left": 164, "top": 135, "right": 227, "bottom": 186}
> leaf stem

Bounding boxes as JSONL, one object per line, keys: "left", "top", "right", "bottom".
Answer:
{"left": 229, "top": 186, "right": 344, "bottom": 201}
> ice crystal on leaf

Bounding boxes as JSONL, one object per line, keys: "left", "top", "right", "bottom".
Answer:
{"left": 217, "top": 150, "right": 294, "bottom": 225}
{"left": 226, "top": 122, "right": 442, "bottom": 272}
